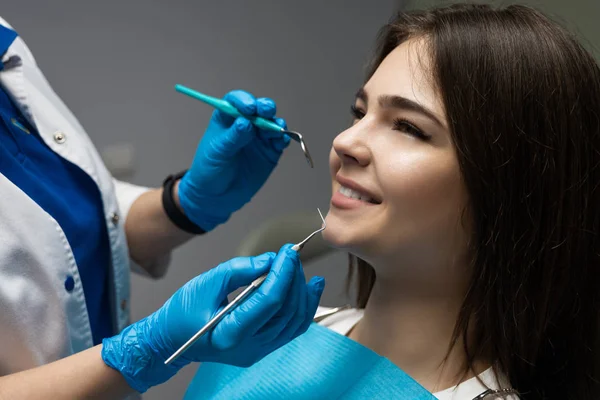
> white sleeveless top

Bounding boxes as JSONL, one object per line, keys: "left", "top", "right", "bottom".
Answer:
{"left": 315, "top": 307, "right": 518, "bottom": 399}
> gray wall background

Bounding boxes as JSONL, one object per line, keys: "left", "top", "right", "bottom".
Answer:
{"left": 0, "top": 1, "right": 399, "bottom": 398}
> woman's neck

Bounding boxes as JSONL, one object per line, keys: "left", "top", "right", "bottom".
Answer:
{"left": 348, "top": 277, "right": 489, "bottom": 393}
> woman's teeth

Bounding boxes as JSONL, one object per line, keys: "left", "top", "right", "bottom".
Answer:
{"left": 339, "top": 186, "right": 373, "bottom": 203}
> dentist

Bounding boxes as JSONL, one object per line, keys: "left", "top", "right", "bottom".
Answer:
{"left": 0, "top": 17, "right": 324, "bottom": 399}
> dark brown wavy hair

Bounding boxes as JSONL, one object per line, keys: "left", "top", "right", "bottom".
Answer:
{"left": 347, "top": 4, "right": 600, "bottom": 399}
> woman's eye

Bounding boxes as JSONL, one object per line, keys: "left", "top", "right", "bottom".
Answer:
{"left": 393, "top": 118, "right": 431, "bottom": 141}
{"left": 350, "top": 105, "right": 365, "bottom": 122}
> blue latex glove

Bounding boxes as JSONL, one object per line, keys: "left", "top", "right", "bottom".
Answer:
{"left": 101, "top": 244, "right": 324, "bottom": 393}
{"left": 178, "top": 90, "right": 291, "bottom": 231}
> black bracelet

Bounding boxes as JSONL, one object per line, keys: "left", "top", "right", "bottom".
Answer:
{"left": 162, "top": 170, "right": 206, "bottom": 235}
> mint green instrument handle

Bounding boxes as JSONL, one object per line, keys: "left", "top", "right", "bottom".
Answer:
{"left": 175, "top": 84, "right": 284, "bottom": 132}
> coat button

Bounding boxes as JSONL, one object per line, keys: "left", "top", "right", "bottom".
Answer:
{"left": 54, "top": 131, "right": 66, "bottom": 144}
{"left": 110, "top": 212, "right": 120, "bottom": 225}
{"left": 120, "top": 299, "right": 127, "bottom": 311}
{"left": 64, "top": 276, "right": 75, "bottom": 292}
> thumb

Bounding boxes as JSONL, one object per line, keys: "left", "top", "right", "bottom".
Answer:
{"left": 209, "top": 117, "right": 256, "bottom": 159}
{"left": 219, "top": 252, "right": 275, "bottom": 297}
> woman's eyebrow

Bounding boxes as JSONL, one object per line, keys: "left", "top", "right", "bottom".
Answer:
{"left": 355, "top": 87, "right": 445, "bottom": 128}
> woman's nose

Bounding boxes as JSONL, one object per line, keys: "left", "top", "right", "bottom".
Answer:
{"left": 332, "top": 124, "right": 371, "bottom": 167}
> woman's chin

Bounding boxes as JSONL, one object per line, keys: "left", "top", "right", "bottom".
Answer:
{"left": 321, "top": 226, "right": 365, "bottom": 253}
{"left": 321, "top": 230, "right": 378, "bottom": 267}
{"left": 321, "top": 214, "right": 378, "bottom": 256}
{"left": 321, "top": 227, "right": 350, "bottom": 250}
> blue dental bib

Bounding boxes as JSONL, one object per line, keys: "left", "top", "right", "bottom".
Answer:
{"left": 184, "top": 323, "right": 435, "bottom": 399}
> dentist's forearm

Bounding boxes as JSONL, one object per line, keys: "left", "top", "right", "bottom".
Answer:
{"left": 0, "top": 346, "right": 134, "bottom": 400}
{"left": 125, "top": 180, "right": 195, "bottom": 278}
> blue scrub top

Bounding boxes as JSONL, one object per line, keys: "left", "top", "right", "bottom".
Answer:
{"left": 0, "top": 25, "right": 112, "bottom": 344}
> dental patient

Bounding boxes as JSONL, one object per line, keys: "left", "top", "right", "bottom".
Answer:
{"left": 185, "top": 4, "right": 600, "bottom": 399}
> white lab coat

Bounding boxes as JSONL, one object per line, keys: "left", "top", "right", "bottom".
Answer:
{"left": 0, "top": 14, "right": 170, "bottom": 388}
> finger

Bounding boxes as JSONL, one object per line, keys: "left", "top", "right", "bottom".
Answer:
{"left": 213, "top": 89, "right": 257, "bottom": 126}
{"left": 248, "top": 314, "right": 289, "bottom": 345}
{"left": 262, "top": 277, "right": 324, "bottom": 357}
{"left": 253, "top": 254, "right": 306, "bottom": 342}
{"left": 217, "top": 252, "right": 275, "bottom": 296}
{"left": 214, "top": 244, "right": 298, "bottom": 345}
{"left": 212, "top": 117, "right": 258, "bottom": 158}
{"left": 255, "top": 116, "right": 290, "bottom": 156}
{"left": 272, "top": 255, "right": 307, "bottom": 341}
{"left": 292, "top": 276, "right": 325, "bottom": 339}
{"left": 254, "top": 244, "right": 298, "bottom": 299}
{"left": 212, "top": 108, "right": 236, "bottom": 127}
{"left": 272, "top": 117, "right": 291, "bottom": 152}
{"left": 256, "top": 97, "right": 277, "bottom": 119}
{"left": 256, "top": 116, "right": 288, "bottom": 141}
{"left": 224, "top": 90, "right": 257, "bottom": 116}
{"left": 274, "top": 116, "right": 287, "bottom": 130}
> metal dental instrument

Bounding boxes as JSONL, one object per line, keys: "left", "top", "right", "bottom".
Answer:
{"left": 290, "top": 208, "right": 326, "bottom": 252}
{"left": 164, "top": 208, "right": 326, "bottom": 366}
{"left": 313, "top": 305, "right": 352, "bottom": 323}
{"left": 175, "top": 84, "right": 314, "bottom": 168}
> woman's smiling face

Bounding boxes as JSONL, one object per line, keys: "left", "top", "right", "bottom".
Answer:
{"left": 323, "top": 39, "right": 470, "bottom": 280}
